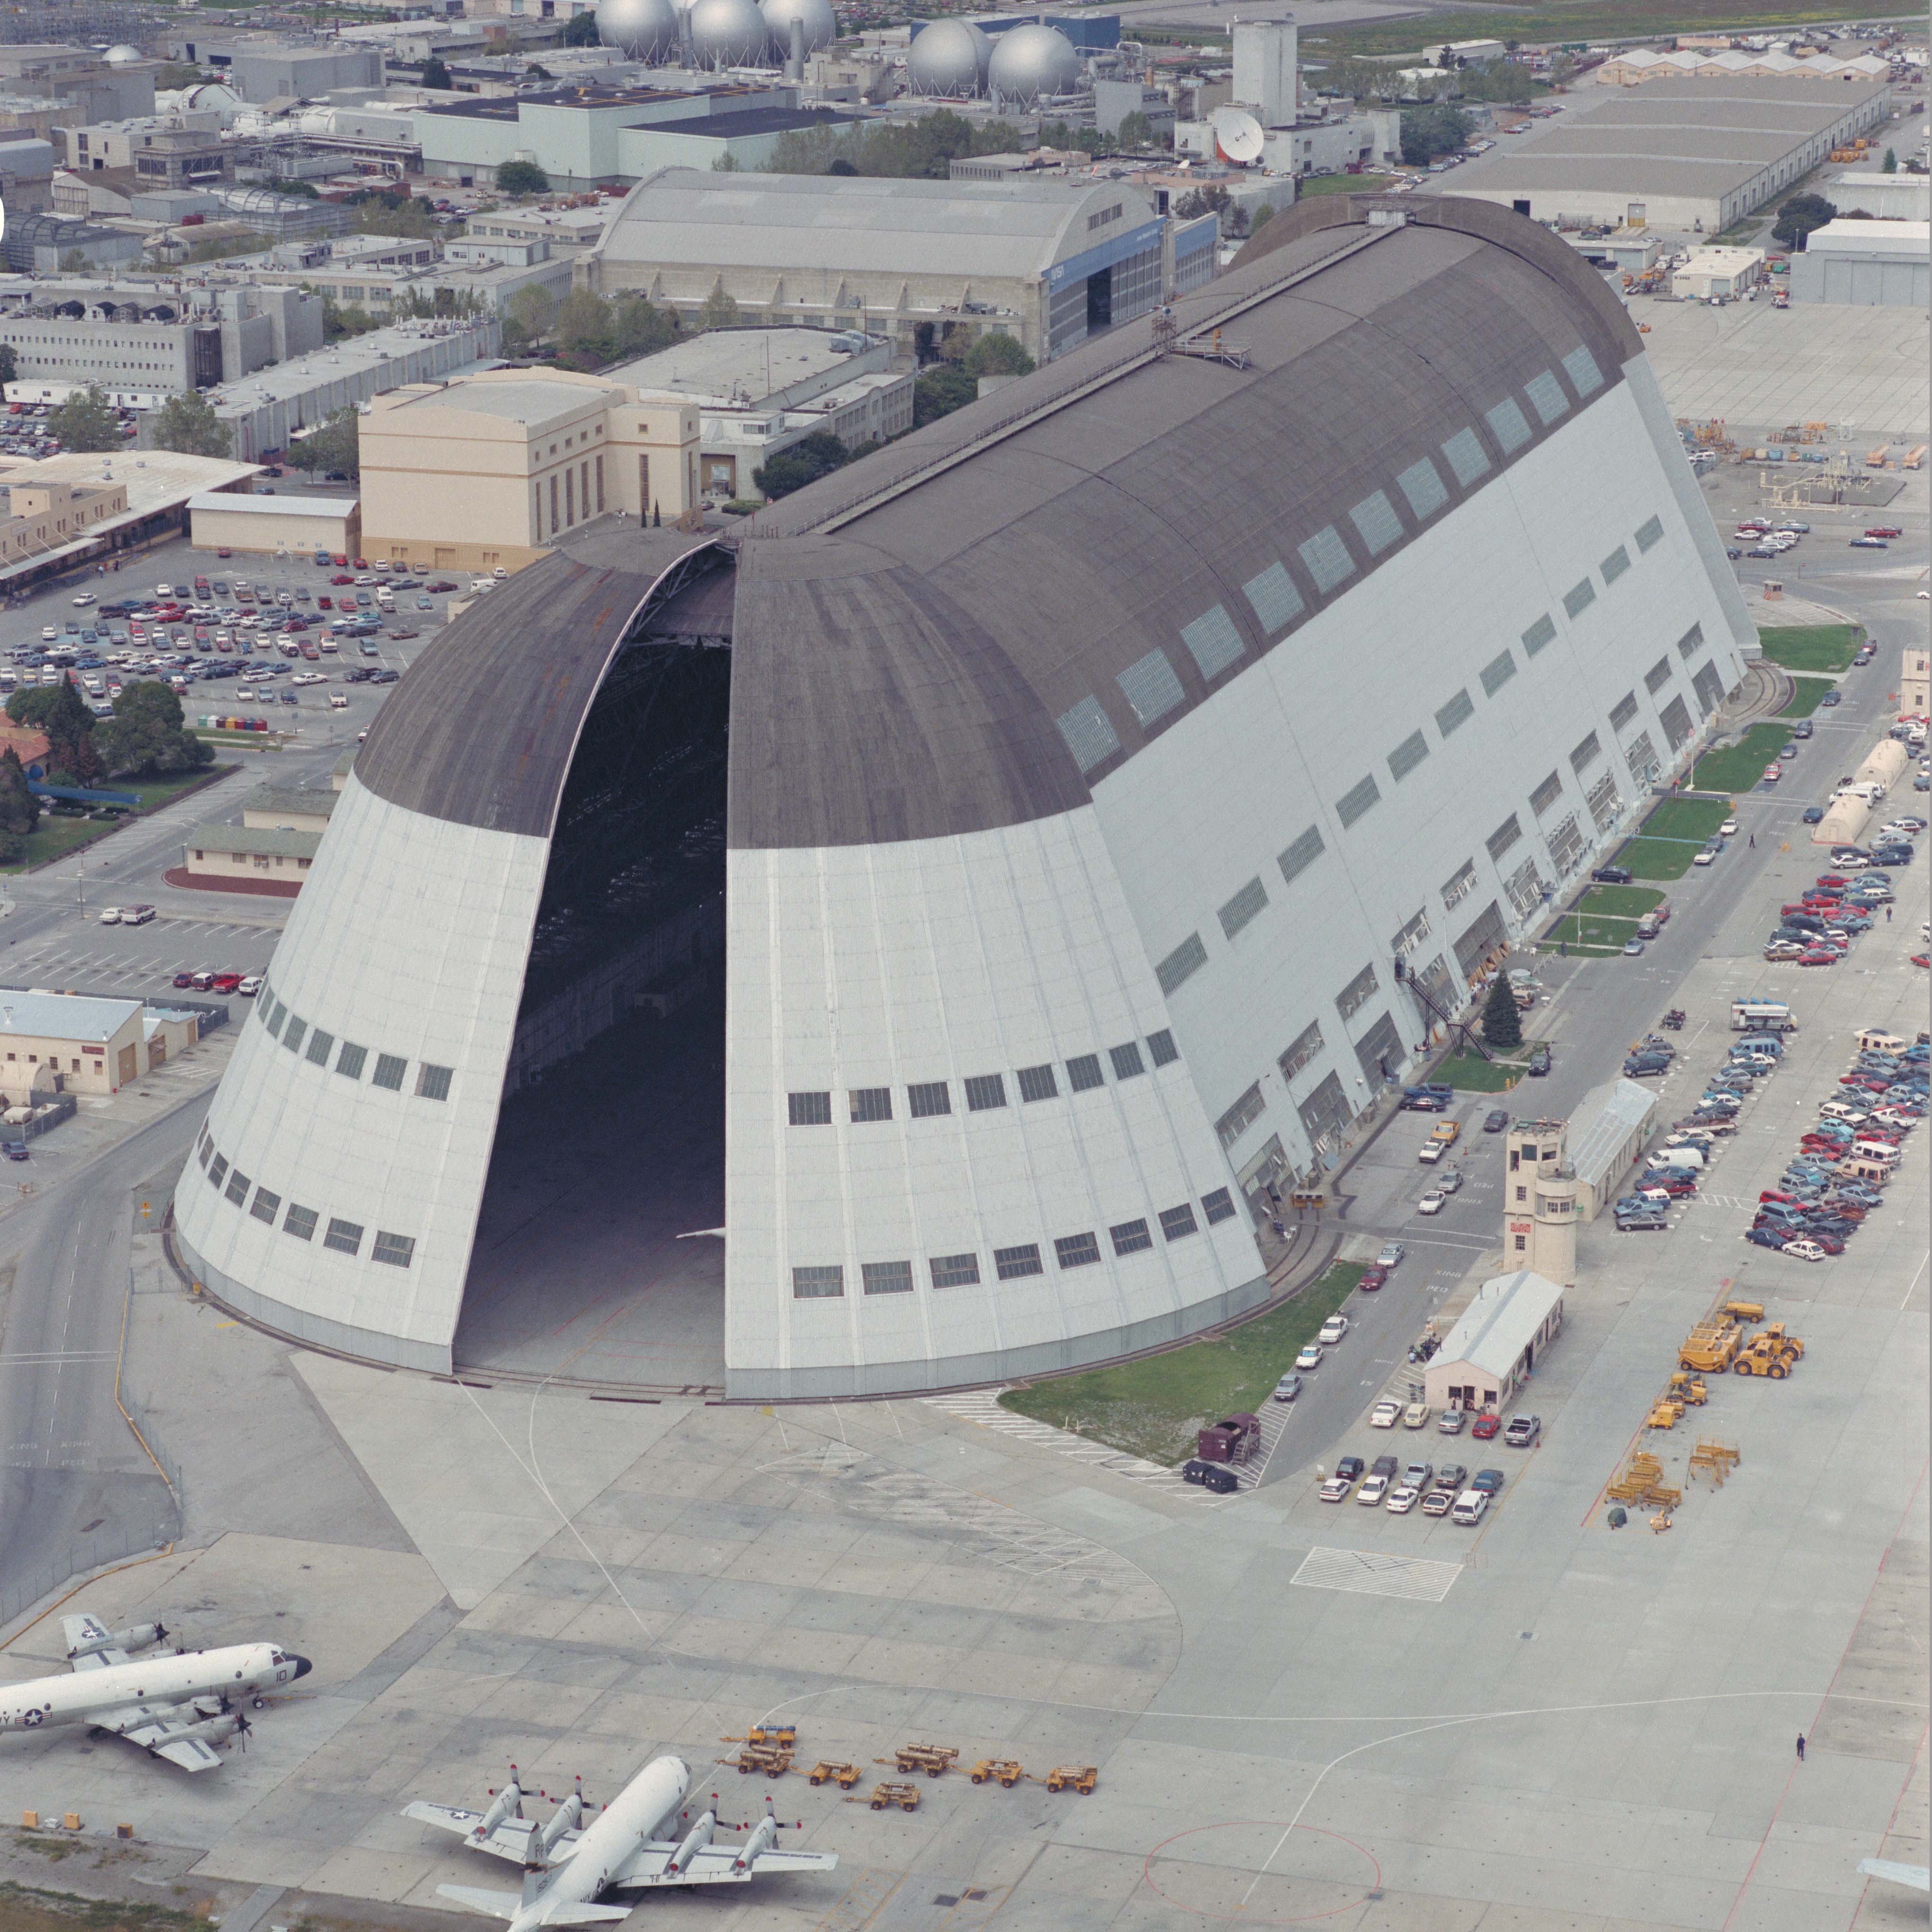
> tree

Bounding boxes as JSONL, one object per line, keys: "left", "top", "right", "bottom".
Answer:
{"left": 562, "top": 9, "right": 601, "bottom": 44}
{"left": 1251, "top": 201, "right": 1276, "bottom": 234}
{"left": 503, "top": 280, "right": 560, "bottom": 355}
{"left": 552, "top": 287, "right": 617, "bottom": 368}
{"left": 1175, "top": 182, "right": 1232, "bottom": 221}
{"left": 912, "top": 363, "right": 976, "bottom": 427}
{"left": 697, "top": 285, "right": 741, "bottom": 332}
{"left": 1772, "top": 193, "right": 1836, "bottom": 250}
{"left": 0, "top": 342, "right": 15, "bottom": 390}
{"left": 152, "top": 389, "right": 232, "bottom": 458}
{"left": 1480, "top": 975, "right": 1523, "bottom": 1051}
{"left": 495, "top": 159, "right": 551, "bottom": 197}
{"left": 525, "top": 62, "right": 552, "bottom": 81}
{"left": 1882, "top": 147, "right": 1897, "bottom": 173}
{"left": 1115, "top": 110, "right": 1155, "bottom": 149}
{"left": 752, "top": 428, "right": 850, "bottom": 500}
{"left": 420, "top": 54, "right": 452, "bottom": 88}
{"left": 45, "top": 385, "right": 121, "bottom": 453}
{"left": 95, "top": 681, "right": 213, "bottom": 780}
{"left": 38, "top": 677, "right": 102, "bottom": 787}
{"left": 287, "top": 404, "right": 359, "bottom": 479}
{"left": 962, "top": 333, "right": 1034, "bottom": 379}
{"left": 0, "top": 748, "right": 37, "bottom": 837}
{"left": 6, "top": 686, "right": 64, "bottom": 730}
{"left": 1399, "top": 102, "right": 1473, "bottom": 167}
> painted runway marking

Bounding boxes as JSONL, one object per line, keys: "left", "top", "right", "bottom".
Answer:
{"left": 1290, "top": 1546, "right": 1463, "bottom": 1603}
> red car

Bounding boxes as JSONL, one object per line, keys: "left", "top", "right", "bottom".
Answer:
{"left": 1816, "top": 874, "right": 1848, "bottom": 888}
{"left": 172, "top": 970, "right": 196, "bottom": 988}
{"left": 1356, "top": 1265, "right": 1388, "bottom": 1292}
{"left": 331, "top": 573, "right": 355, "bottom": 585}
{"left": 1866, "top": 525, "right": 1903, "bottom": 539}
{"left": 1914, "top": 953, "right": 1930, "bottom": 969}
{"left": 1807, "top": 1232, "right": 1846, "bottom": 1255}
{"left": 1761, "top": 765, "right": 1782, "bottom": 783}
{"left": 1472, "top": 1413, "right": 1502, "bottom": 1440}
{"left": 317, "top": 596, "right": 332, "bottom": 609}
{"left": 1826, "top": 1200, "right": 1868, "bottom": 1222}
{"left": 1798, "top": 950, "right": 1837, "bottom": 965}
{"left": 211, "top": 972, "right": 243, "bottom": 995}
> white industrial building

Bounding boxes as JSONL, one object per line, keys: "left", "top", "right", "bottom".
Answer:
{"left": 176, "top": 194, "right": 1754, "bottom": 1397}
{"left": 1788, "top": 218, "right": 1931, "bottom": 307}
{"left": 1423, "top": 1269, "right": 1566, "bottom": 1415}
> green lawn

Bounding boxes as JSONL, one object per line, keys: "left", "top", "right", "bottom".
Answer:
{"left": 1640, "top": 796, "right": 1733, "bottom": 842}
{"left": 997, "top": 1261, "right": 1365, "bottom": 1466}
{"left": 1578, "top": 883, "right": 1664, "bottom": 919}
{"left": 1546, "top": 910, "right": 1641, "bottom": 952}
{"left": 1303, "top": 0, "right": 1916, "bottom": 55}
{"left": 1, "top": 764, "right": 237, "bottom": 876}
{"left": 1433, "top": 1050, "right": 1524, "bottom": 1092}
{"left": 1617, "top": 837, "right": 1706, "bottom": 881}
{"left": 1298, "top": 173, "right": 1395, "bottom": 197}
{"left": 1779, "top": 676, "right": 1837, "bottom": 719}
{"left": 1757, "top": 624, "right": 1862, "bottom": 675}
{"left": 1693, "top": 724, "right": 1789, "bottom": 795}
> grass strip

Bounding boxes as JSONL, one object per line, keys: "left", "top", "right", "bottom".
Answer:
{"left": 1433, "top": 1051, "right": 1525, "bottom": 1092}
{"left": 1638, "top": 796, "right": 1732, "bottom": 842}
{"left": 1693, "top": 724, "right": 1791, "bottom": 795}
{"left": 1757, "top": 624, "right": 1862, "bottom": 675}
{"left": 1778, "top": 676, "right": 1836, "bottom": 719}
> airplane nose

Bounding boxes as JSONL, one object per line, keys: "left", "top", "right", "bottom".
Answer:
{"left": 290, "top": 1655, "right": 313, "bottom": 1680}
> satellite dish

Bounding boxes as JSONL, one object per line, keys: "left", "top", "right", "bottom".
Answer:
{"left": 1214, "top": 106, "right": 1265, "bottom": 165}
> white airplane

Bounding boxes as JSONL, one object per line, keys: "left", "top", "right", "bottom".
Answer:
{"left": 0, "top": 1614, "right": 311, "bottom": 1772}
{"left": 405, "top": 1754, "right": 837, "bottom": 1928}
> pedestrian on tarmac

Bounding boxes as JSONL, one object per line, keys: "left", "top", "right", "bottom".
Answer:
{"left": 1796, "top": 1734, "right": 1805, "bottom": 1762}
{"left": 1749, "top": 833, "right": 1755, "bottom": 848}
{"left": 1886, "top": 905, "right": 1892, "bottom": 922}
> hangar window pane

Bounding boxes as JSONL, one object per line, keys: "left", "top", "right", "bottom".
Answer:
{"left": 995, "top": 1242, "right": 1043, "bottom": 1280}
{"left": 1336, "top": 774, "right": 1381, "bottom": 829}
{"left": 1202, "top": 1187, "right": 1237, "bottom": 1225}
{"left": 1054, "top": 1232, "right": 1101, "bottom": 1269}
{"left": 849, "top": 1087, "right": 892, "bottom": 1123}
{"left": 1442, "top": 859, "right": 1477, "bottom": 909}
{"left": 1486, "top": 397, "right": 1531, "bottom": 454}
{"left": 224, "top": 1165, "right": 250, "bottom": 1206}
{"left": 1278, "top": 1019, "right": 1323, "bottom": 1081}
{"left": 1562, "top": 344, "right": 1605, "bottom": 396}
{"left": 1609, "top": 691, "right": 1639, "bottom": 731}
{"left": 1396, "top": 456, "right": 1449, "bottom": 521}
{"left": 1056, "top": 696, "right": 1120, "bottom": 775}
{"left": 283, "top": 1203, "right": 317, "bottom": 1241}
{"left": 1159, "top": 1203, "right": 1198, "bottom": 1241}
{"left": 1660, "top": 695, "right": 1693, "bottom": 751}
{"left": 1349, "top": 490, "right": 1403, "bottom": 556}
{"left": 373, "top": 1054, "right": 407, "bottom": 1091}
{"left": 965, "top": 1073, "right": 1007, "bottom": 1112}
{"left": 1692, "top": 662, "right": 1724, "bottom": 717}
{"left": 1336, "top": 963, "right": 1378, "bottom": 1021}
{"left": 1600, "top": 545, "right": 1631, "bottom": 585}
{"left": 1570, "top": 731, "right": 1602, "bottom": 775}
{"left": 336, "top": 1042, "right": 367, "bottom": 1080}
{"left": 1277, "top": 824, "right": 1324, "bottom": 886}
{"left": 1215, "top": 1083, "right": 1265, "bottom": 1150}
{"left": 323, "top": 1217, "right": 363, "bottom": 1256}
{"left": 1147, "top": 1029, "right": 1179, "bottom": 1067}
{"left": 1435, "top": 688, "right": 1475, "bottom": 738}
{"left": 1067, "top": 1053, "right": 1104, "bottom": 1093}
{"left": 208, "top": 1154, "right": 228, "bottom": 1190}
{"left": 1109, "top": 1041, "right": 1145, "bottom": 1081}
{"left": 306, "top": 1028, "right": 334, "bottom": 1067}
{"left": 1480, "top": 651, "right": 1517, "bottom": 697}
{"left": 416, "top": 1063, "right": 452, "bottom": 1101}
{"left": 1388, "top": 730, "right": 1429, "bottom": 782}
{"left": 908, "top": 1080, "right": 951, "bottom": 1117}
{"left": 1635, "top": 514, "right": 1665, "bottom": 553}
{"left": 861, "top": 1260, "right": 913, "bottom": 1294}
{"left": 1110, "top": 1218, "right": 1153, "bottom": 1257}
{"left": 263, "top": 999, "right": 285, "bottom": 1037}
{"left": 788, "top": 1091, "right": 831, "bottom": 1126}
{"left": 257, "top": 990, "right": 275, "bottom": 1027}
{"left": 1677, "top": 621, "right": 1705, "bottom": 660}
{"left": 1155, "top": 933, "right": 1208, "bottom": 996}
{"left": 1242, "top": 561, "right": 1304, "bottom": 635}
{"left": 1354, "top": 1010, "right": 1404, "bottom": 1087}
{"left": 1521, "top": 614, "right": 1556, "bottom": 658}
{"left": 198, "top": 1133, "right": 213, "bottom": 1169}
{"left": 1180, "top": 604, "right": 1246, "bottom": 681}
{"left": 249, "top": 1186, "right": 280, "bottom": 1224}
{"left": 1441, "top": 428, "right": 1490, "bottom": 486}
{"left": 792, "top": 1265, "right": 844, "bottom": 1298}
{"left": 372, "top": 1232, "right": 415, "bottom": 1268}
{"left": 1218, "top": 876, "right": 1268, "bottom": 940}
{"left": 931, "top": 1252, "right": 980, "bottom": 1288}
{"left": 1524, "top": 371, "right": 1568, "bottom": 425}
{"left": 1487, "top": 814, "right": 1522, "bottom": 863}
{"left": 1298, "top": 526, "right": 1355, "bottom": 595}
{"left": 1117, "top": 647, "right": 1186, "bottom": 726}
{"left": 1016, "top": 1064, "right": 1058, "bottom": 1103}
{"left": 1563, "top": 579, "right": 1596, "bottom": 619}
{"left": 1644, "top": 656, "right": 1672, "bottom": 696}
{"left": 1530, "top": 771, "right": 1564, "bottom": 816}
{"left": 281, "top": 1017, "right": 307, "bottom": 1055}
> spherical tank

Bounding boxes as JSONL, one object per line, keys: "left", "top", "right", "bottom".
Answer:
{"left": 906, "top": 18, "right": 989, "bottom": 95}
{"left": 103, "top": 43, "right": 144, "bottom": 61}
{"left": 761, "top": 0, "right": 834, "bottom": 58}
{"left": 987, "top": 22, "right": 1078, "bottom": 102}
{"left": 595, "top": 0, "right": 680, "bottom": 59}
{"left": 688, "top": 0, "right": 770, "bottom": 66}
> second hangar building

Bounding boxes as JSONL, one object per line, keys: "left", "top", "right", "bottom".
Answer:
{"left": 175, "top": 196, "right": 1753, "bottom": 1399}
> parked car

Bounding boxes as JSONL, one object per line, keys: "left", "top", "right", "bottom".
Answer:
{"left": 1402, "top": 1402, "right": 1431, "bottom": 1429}
{"left": 1318, "top": 1475, "right": 1354, "bottom": 1503}
{"left": 1318, "top": 1314, "right": 1349, "bottom": 1345}
{"left": 1437, "top": 1407, "right": 1468, "bottom": 1435}
{"left": 1591, "top": 864, "right": 1632, "bottom": 884}
{"left": 1470, "top": 1469, "right": 1506, "bottom": 1496}
{"left": 1375, "top": 1241, "right": 1405, "bottom": 1268}
{"left": 1356, "top": 1474, "right": 1390, "bottom": 1506}
{"left": 1471, "top": 1413, "right": 1501, "bottom": 1440}
{"left": 1483, "top": 1109, "right": 1510, "bottom": 1133}
{"left": 1295, "top": 1343, "right": 1324, "bottom": 1370}
{"left": 1385, "top": 1485, "right": 1420, "bottom": 1514}
{"left": 1355, "top": 1265, "right": 1388, "bottom": 1293}
{"left": 1370, "top": 1399, "right": 1402, "bottom": 1429}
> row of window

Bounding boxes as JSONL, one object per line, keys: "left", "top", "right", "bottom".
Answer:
{"left": 787, "top": 1031, "right": 1180, "bottom": 1127}
{"left": 197, "top": 1128, "right": 415, "bottom": 1268}
{"left": 1051, "top": 341, "right": 1611, "bottom": 783}
{"left": 254, "top": 981, "right": 454, "bottom": 1102}
{"left": 791, "top": 1188, "right": 1239, "bottom": 1298}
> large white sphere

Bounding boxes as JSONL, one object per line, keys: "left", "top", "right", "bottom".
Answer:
{"left": 688, "top": 0, "right": 769, "bottom": 65}
{"left": 103, "top": 43, "right": 144, "bottom": 62}
{"left": 761, "top": 0, "right": 834, "bottom": 57}
{"left": 987, "top": 21, "right": 1078, "bottom": 102}
{"left": 597, "top": 0, "right": 680, "bottom": 57}
{"left": 907, "top": 19, "right": 989, "bottom": 95}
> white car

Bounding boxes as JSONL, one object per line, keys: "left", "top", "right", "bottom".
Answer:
{"left": 1317, "top": 1314, "right": 1349, "bottom": 1344}
{"left": 1318, "top": 1476, "right": 1353, "bottom": 1503}
{"left": 1417, "top": 1190, "right": 1445, "bottom": 1215}
{"left": 1294, "top": 1343, "right": 1324, "bottom": 1371}
{"left": 97, "top": 906, "right": 123, "bottom": 925}
{"left": 1370, "top": 1400, "right": 1402, "bottom": 1429}
{"left": 71, "top": 592, "right": 95, "bottom": 607}
{"left": 236, "top": 688, "right": 255, "bottom": 701}
{"left": 1719, "top": 818, "right": 1738, "bottom": 836}
{"left": 1782, "top": 1239, "right": 1827, "bottom": 1262}
{"left": 1385, "top": 1485, "right": 1420, "bottom": 1514}
{"left": 237, "top": 975, "right": 262, "bottom": 996}
{"left": 1693, "top": 849, "right": 1714, "bottom": 866}
{"left": 1356, "top": 1474, "right": 1390, "bottom": 1506}
{"left": 1376, "top": 1241, "right": 1405, "bottom": 1268}
{"left": 293, "top": 671, "right": 327, "bottom": 686}
{"left": 1436, "top": 1169, "right": 1463, "bottom": 1195}
{"left": 1403, "top": 1402, "right": 1432, "bottom": 1429}
{"left": 40, "top": 625, "right": 56, "bottom": 641}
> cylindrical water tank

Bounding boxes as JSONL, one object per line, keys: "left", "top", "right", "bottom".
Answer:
{"left": 760, "top": 0, "right": 834, "bottom": 58}
{"left": 595, "top": 0, "right": 681, "bottom": 59}
{"left": 987, "top": 22, "right": 1079, "bottom": 103}
{"left": 687, "top": 0, "right": 769, "bottom": 66}
{"left": 906, "top": 18, "right": 990, "bottom": 95}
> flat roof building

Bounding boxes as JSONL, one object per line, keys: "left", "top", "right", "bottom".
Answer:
{"left": 1564, "top": 1076, "right": 1657, "bottom": 1219}
{"left": 175, "top": 196, "right": 1756, "bottom": 1392}
{"left": 188, "top": 490, "right": 361, "bottom": 558}
{"left": 1788, "top": 218, "right": 1931, "bottom": 307}
{"left": 1673, "top": 245, "right": 1764, "bottom": 300}
{"left": 1424, "top": 1270, "right": 1566, "bottom": 1416}
{"left": 0, "top": 986, "right": 183, "bottom": 1093}
{"left": 1442, "top": 79, "right": 1892, "bottom": 234}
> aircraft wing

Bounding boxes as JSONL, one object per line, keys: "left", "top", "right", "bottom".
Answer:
{"left": 1859, "top": 1858, "right": 1931, "bottom": 1892}
{"left": 61, "top": 1615, "right": 126, "bottom": 1670}
{"left": 404, "top": 1804, "right": 554, "bottom": 1866}
{"left": 608, "top": 1840, "right": 839, "bottom": 1888}
{"left": 96, "top": 1705, "right": 223, "bottom": 1773}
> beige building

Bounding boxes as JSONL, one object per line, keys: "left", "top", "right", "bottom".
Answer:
{"left": 0, "top": 988, "right": 194, "bottom": 1095}
{"left": 0, "top": 475, "right": 128, "bottom": 568}
{"left": 1672, "top": 245, "right": 1763, "bottom": 300}
{"left": 1501, "top": 1119, "right": 1578, "bottom": 1286}
{"left": 1903, "top": 647, "right": 1929, "bottom": 717}
{"left": 178, "top": 821, "right": 322, "bottom": 894}
{"left": 242, "top": 782, "right": 339, "bottom": 833}
{"left": 359, "top": 367, "right": 699, "bottom": 574}
{"left": 187, "top": 491, "right": 361, "bottom": 559}
{"left": 1423, "top": 1270, "right": 1566, "bottom": 1417}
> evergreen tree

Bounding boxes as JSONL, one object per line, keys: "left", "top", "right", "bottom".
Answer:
{"left": 0, "top": 747, "right": 37, "bottom": 836}
{"left": 46, "top": 385, "right": 122, "bottom": 453}
{"left": 152, "top": 389, "right": 231, "bottom": 458}
{"left": 1480, "top": 975, "right": 1523, "bottom": 1051}
{"left": 41, "top": 677, "right": 102, "bottom": 787}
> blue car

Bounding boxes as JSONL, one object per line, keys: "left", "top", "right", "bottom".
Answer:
{"left": 1745, "top": 1227, "right": 1788, "bottom": 1249}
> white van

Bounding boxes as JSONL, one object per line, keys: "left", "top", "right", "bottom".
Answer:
{"left": 1858, "top": 1029, "right": 1906, "bottom": 1053}
{"left": 1731, "top": 1000, "right": 1792, "bottom": 1031}
{"left": 1648, "top": 1147, "right": 1705, "bottom": 1170}
{"left": 1451, "top": 1490, "right": 1491, "bottom": 1526}
{"left": 1849, "top": 1139, "right": 1900, "bottom": 1167}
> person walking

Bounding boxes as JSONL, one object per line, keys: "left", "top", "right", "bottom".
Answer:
{"left": 1886, "top": 905, "right": 1893, "bottom": 923}
{"left": 1749, "top": 833, "right": 1755, "bottom": 848}
{"left": 1796, "top": 1734, "right": 1806, "bottom": 1762}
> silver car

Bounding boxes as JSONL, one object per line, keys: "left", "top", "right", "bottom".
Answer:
{"left": 1272, "top": 1372, "right": 1302, "bottom": 1404}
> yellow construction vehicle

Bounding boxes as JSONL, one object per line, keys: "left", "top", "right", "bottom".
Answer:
{"left": 1721, "top": 1301, "right": 1764, "bottom": 1324}
{"left": 1732, "top": 1336, "right": 1792, "bottom": 1378}
{"left": 808, "top": 1762, "right": 863, "bottom": 1789}
{"left": 1762, "top": 1322, "right": 1803, "bottom": 1361}
{"left": 721, "top": 1724, "right": 798, "bottom": 1748}
{"left": 1646, "top": 1399, "right": 1685, "bottom": 1430}
{"left": 1678, "top": 1322, "right": 1742, "bottom": 1374}
{"left": 968, "top": 1760, "right": 1025, "bottom": 1787}
{"left": 857, "top": 1782, "right": 920, "bottom": 1812}
{"left": 727, "top": 1741, "right": 794, "bottom": 1776}
{"left": 1041, "top": 1766, "right": 1098, "bottom": 1794}
{"left": 888, "top": 1745, "right": 959, "bottom": 1778}
{"left": 1668, "top": 1372, "right": 1708, "bottom": 1406}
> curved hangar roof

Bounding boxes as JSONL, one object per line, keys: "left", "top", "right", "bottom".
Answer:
{"left": 357, "top": 197, "right": 1638, "bottom": 858}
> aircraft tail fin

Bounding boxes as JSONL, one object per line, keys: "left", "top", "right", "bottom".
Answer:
{"left": 537, "top": 1905, "right": 632, "bottom": 1927}
{"left": 434, "top": 1885, "right": 524, "bottom": 1921}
